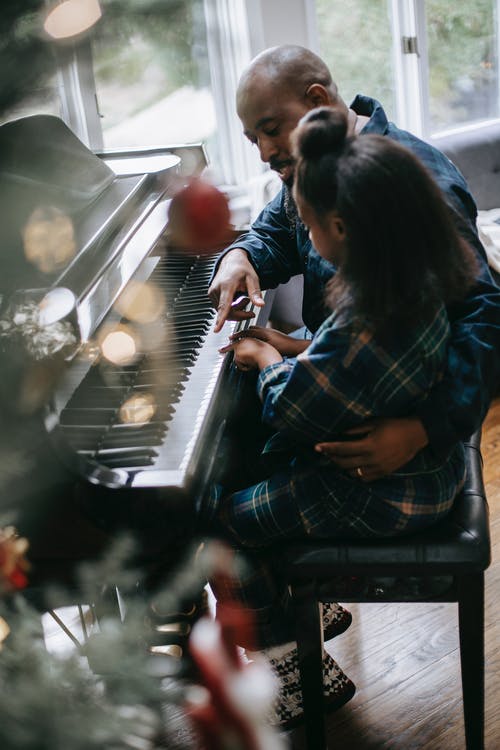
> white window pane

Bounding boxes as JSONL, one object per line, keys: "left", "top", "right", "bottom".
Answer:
{"left": 426, "top": 0, "right": 499, "bottom": 132}
{"left": 315, "top": 0, "right": 395, "bottom": 118}
{"left": 92, "top": 1, "right": 217, "bottom": 152}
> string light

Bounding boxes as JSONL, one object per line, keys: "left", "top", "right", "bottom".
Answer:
{"left": 119, "top": 393, "right": 156, "bottom": 425}
{"left": 23, "top": 206, "right": 76, "bottom": 274}
{"left": 115, "top": 280, "right": 165, "bottom": 324}
{"left": 99, "top": 325, "right": 139, "bottom": 366}
{"left": 43, "top": 0, "right": 102, "bottom": 40}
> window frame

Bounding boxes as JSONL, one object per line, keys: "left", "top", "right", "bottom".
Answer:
{"left": 52, "top": 0, "right": 500, "bottom": 185}
{"left": 392, "top": 0, "right": 500, "bottom": 139}
{"left": 56, "top": 41, "right": 103, "bottom": 150}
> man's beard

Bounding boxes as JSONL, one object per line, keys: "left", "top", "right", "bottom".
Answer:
{"left": 283, "top": 184, "right": 299, "bottom": 232}
{"left": 269, "top": 157, "right": 294, "bottom": 187}
{"left": 282, "top": 170, "right": 294, "bottom": 189}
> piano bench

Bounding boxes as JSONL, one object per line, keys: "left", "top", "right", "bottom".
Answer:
{"left": 284, "top": 432, "right": 491, "bottom": 750}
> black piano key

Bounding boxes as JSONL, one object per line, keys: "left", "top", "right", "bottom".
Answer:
{"left": 61, "top": 409, "right": 116, "bottom": 427}
{"left": 170, "top": 310, "right": 212, "bottom": 323}
{"left": 172, "top": 323, "right": 210, "bottom": 335}
{"left": 101, "top": 431, "right": 166, "bottom": 449}
{"left": 96, "top": 453, "right": 159, "bottom": 468}
{"left": 97, "top": 446, "right": 158, "bottom": 458}
{"left": 60, "top": 430, "right": 104, "bottom": 451}
{"left": 134, "top": 370, "right": 189, "bottom": 386}
{"left": 61, "top": 404, "right": 175, "bottom": 426}
{"left": 172, "top": 336, "right": 204, "bottom": 347}
{"left": 173, "top": 353, "right": 198, "bottom": 366}
{"left": 69, "top": 386, "right": 130, "bottom": 408}
{"left": 159, "top": 343, "right": 203, "bottom": 357}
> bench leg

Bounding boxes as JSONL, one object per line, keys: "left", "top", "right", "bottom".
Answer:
{"left": 290, "top": 583, "right": 327, "bottom": 750}
{"left": 458, "top": 573, "right": 485, "bottom": 750}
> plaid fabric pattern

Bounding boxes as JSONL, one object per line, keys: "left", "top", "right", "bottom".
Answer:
{"left": 220, "top": 94, "right": 500, "bottom": 458}
{"left": 253, "top": 304, "right": 465, "bottom": 533}
{"left": 209, "top": 308, "right": 465, "bottom": 646}
{"left": 259, "top": 307, "right": 449, "bottom": 442}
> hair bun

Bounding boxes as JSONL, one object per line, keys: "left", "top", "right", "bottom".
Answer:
{"left": 295, "top": 107, "right": 348, "bottom": 160}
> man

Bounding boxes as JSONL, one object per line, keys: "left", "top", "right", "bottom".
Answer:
{"left": 206, "top": 44, "right": 500, "bottom": 727}
{"left": 209, "top": 44, "right": 500, "bottom": 480}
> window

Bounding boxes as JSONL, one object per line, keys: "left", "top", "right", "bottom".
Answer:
{"left": 0, "top": 1, "right": 259, "bottom": 187}
{"left": 314, "top": 0, "right": 500, "bottom": 138}
{"left": 426, "top": 0, "right": 499, "bottom": 132}
{"left": 91, "top": 0, "right": 216, "bottom": 151}
{"left": 315, "top": 0, "right": 396, "bottom": 119}
{"left": 0, "top": 3, "right": 220, "bottom": 172}
{"left": 5, "top": 1, "right": 500, "bottom": 189}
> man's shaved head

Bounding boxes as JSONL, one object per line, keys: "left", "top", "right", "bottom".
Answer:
{"left": 237, "top": 45, "right": 338, "bottom": 107}
{"left": 236, "top": 45, "right": 347, "bottom": 186}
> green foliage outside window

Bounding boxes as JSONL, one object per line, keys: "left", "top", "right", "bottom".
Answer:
{"left": 426, "top": 0, "right": 498, "bottom": 129}
{"left": 0, "top": 0, "right": 55, "bottom": 117}
{"left": 96, "top": 0, "right": 206, "bottom": 89}
{"left": 94, "top": 0, "right": 210, "bottom": 129}
{"left": 315, "top": 0, "right": 499, "bottom": 133}
{"left": 315, "top": 0, "right": 395, "bottom": 118}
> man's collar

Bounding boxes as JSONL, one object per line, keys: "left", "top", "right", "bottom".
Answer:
{"left": 350, "top": 94, "right": 389, "bottom": 135}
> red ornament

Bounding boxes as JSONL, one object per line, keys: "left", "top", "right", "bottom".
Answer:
{"left": 168, "top": 178, "right": 232, "bottom": 253}
{"left": 8, "top": 568, "right": 28, "bottom": 590}
{"left": 0, "top": 527, "right": 30, "bottom": 592}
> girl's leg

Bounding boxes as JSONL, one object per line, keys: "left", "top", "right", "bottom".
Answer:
{"left": 207, "top": 468, "right": 356, "bottom": 726}
{"left": 209, "top": 469, "right": 323, "bottom": 649}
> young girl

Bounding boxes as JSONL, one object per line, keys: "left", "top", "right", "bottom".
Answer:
{"left": 208, "top": 107, "right": 477, "bottom": 729}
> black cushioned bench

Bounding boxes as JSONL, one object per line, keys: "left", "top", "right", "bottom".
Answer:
{"left": 285, "top": 432, "right": 490, "bottom": 750}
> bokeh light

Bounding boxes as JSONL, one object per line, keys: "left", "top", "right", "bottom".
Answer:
{"left": 119, "top": 392, "right": 156, "bottom": 424}
{"left": 114, "top": 280, "right": 165, "bottom": 324}
{"left": 0, "top": 617, "right": 10, "bottom": 648}
{"left": 99, "top": 325, "right": 138, "bottom": 366}
{"left": 22, "top": 206, "right": 76, "bottom": 274}
{"left": 43, "top": 0, "right": 102, "bottom": 40}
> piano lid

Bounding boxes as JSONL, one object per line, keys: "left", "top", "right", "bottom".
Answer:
{"left": 0, "top": 114, "right": 115, "bottom": 208}
{"left": 0, "top": 115, "right": 180, "bottom": 311}
{"left": 0, "top": 115, "right": 113, "bottom": 301}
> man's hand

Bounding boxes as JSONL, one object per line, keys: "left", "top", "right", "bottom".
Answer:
{"left": 229, "top": 326, "right": 310, "bottom": 357}
{"left": 219, "top": 336, "right": 282, "bottom": 371}
{"left": 208, "top": 248, "right": 265, "bottom": 333}
{"left": 315, "top": 417, "right": 429, "bottom": 481}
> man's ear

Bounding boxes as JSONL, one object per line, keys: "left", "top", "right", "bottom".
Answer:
{"left": 304, "top": 83, "right": 331, "bottom": 108}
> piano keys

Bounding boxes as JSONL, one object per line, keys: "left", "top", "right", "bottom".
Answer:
{"left": 51, "top": 248, "right": 240, "bottom": 507}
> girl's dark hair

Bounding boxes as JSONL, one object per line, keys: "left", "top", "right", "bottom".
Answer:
{"left": 291, "top": 107, "right": 477, "bottom": 333}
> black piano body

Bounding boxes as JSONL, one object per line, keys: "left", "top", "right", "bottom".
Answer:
{"left": 0, "top": 115, "right": 260, "bottom": 593}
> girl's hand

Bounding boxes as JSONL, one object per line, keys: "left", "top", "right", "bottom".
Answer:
{"left": 219, "top": 336, "right": 282, "bottom": 371}
{"left": 229, "top": 326, "right": 309, "bottom": 357}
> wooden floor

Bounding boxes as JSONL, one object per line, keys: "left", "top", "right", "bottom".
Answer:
{"left": 288, "top": 396, "right": 500, "bottom": 750}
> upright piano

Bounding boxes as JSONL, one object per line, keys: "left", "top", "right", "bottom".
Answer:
{"left": 0, "top": 114, "right": 268, "bottom": 590}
